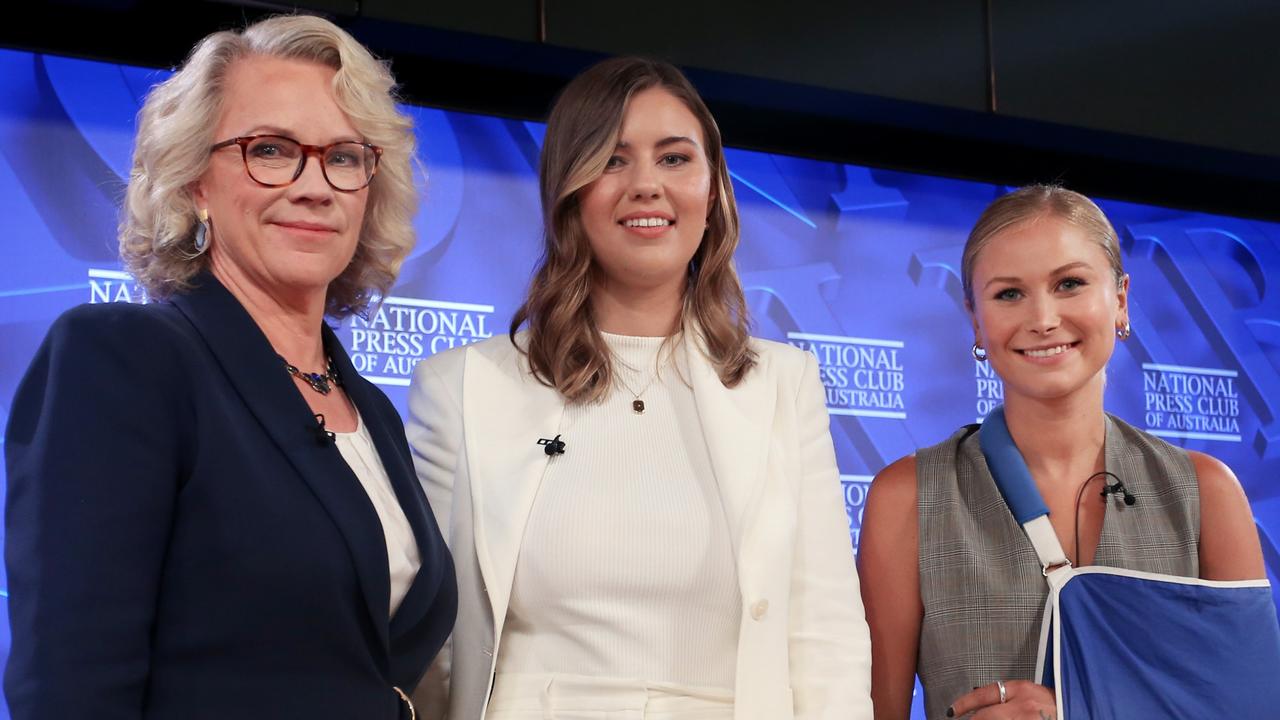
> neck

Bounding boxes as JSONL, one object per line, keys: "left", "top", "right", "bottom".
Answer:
{"left": 591, "top": 277, "right": 684, "bottom": 337}
{"left": 210, "top": 257, "right": 328, "bottom": 369}
{"left": 1002, "top": 381, "right": 1107, "bottom": 483}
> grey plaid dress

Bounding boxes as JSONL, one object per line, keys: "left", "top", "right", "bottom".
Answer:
{"left": 915, "top": 414, "right": 1199, "bottom": 719}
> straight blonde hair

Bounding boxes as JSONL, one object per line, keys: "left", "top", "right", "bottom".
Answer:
{"left": 962, "top": 184, "right": 1125, "bottom": 308}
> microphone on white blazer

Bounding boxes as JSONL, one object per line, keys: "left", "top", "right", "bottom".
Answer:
{"left": 537, "top": 434, "right": 566, "bottom": 456}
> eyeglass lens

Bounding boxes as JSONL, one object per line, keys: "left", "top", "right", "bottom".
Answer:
{"left": 244, "top": 136, "right": 376, "bottom": 191}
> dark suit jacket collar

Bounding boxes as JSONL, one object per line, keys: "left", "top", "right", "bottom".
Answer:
{"left": 168, "top": 273, "right": 437, "bottom": 669}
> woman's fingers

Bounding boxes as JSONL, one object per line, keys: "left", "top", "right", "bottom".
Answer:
{"left": 948, "top": 680, "right": 1056, "bottom": 718}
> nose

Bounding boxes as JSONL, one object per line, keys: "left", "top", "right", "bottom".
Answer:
{"left": 288, "top": 150, "right": 335, "bottom": 201}
{"left": 1026, "top": 292, "right": 1061, "bottom": 334}
{"left": 627, "top": 162, "right": 661, "bottom": 200}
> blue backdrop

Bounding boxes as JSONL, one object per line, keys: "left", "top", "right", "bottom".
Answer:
{"left": 3, "top": 50, "right": 1280, "bottom": 718}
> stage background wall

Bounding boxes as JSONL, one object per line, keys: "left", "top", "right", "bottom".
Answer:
{"left": 3, "top": 49, "right": 1280, "bottom": 718}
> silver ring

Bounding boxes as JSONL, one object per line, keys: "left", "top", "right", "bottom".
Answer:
{"left": 997, "top": 679, "right": 1008, "bottom": 704}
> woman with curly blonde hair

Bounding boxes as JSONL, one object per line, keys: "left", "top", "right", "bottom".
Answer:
{"left": 408, "top": 56, "right": 871, "bottom": 720}
{"left": 5, "top": 15, "right": 455, "bottom": 719}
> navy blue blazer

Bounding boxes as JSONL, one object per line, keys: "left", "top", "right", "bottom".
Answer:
{"left": 4, "top": 275, "right": 456, "bottom": 719}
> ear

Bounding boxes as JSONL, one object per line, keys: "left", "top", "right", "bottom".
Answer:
{"left": 189, "top": 179, "right": 208, "bottom": 215}
{"left": 1116, "top": 272, "right": 1131, "bottom": 325}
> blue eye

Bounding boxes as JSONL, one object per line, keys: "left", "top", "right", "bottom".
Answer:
{"left": 327, "top": 151, "right": 357, "bottom": 167}
{"left": 1059, "top": 277, "right": 1086, "bottom": 291}
{"left": 251, "top": 143, "right": 283, "bottom": 158}
{"left": 660, "top": 154, "right": 690, "bottom": 167}
{"left": 994, "top": 288, "right": 1022, "bottom": 301}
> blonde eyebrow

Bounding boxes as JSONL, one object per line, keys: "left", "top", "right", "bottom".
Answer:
{"left": 982, "top": 261, "right": 1094, "bottom": 290}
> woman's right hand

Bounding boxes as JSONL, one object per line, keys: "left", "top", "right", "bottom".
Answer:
{"left": 947, "top": 680, "right": 1056, "bottom": 719}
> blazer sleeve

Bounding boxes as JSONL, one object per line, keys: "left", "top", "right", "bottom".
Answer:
{"left": 3, "top": 306, "right": 187, "bottom": 719}
{"left": 405, "top": 350, "right": 465, "bottom": 719}
{"left": 787, "top": 352, "right": 874, "bottom": 719}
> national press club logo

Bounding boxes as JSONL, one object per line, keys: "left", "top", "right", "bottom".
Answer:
{"left": 1142, "top": 363, "right": 1241, "bottom": 442}
{"left": 974, "top": 359, "right": 1003, "bottom": 423}
{"left": 336, "top": 296, "right": 494, "bottom": 386}
{"left": 786, "top": 332, "right": 907, "bottom": 420}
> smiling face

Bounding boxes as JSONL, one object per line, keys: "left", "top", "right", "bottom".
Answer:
{"left": 578, "top": 86, "right": 713, "bottom": 297}
{"left": 195, "top": 54, "right": 369, "bottom": 302}
{"left": 969, "top": 214, "right": 1129, "bottom": 403}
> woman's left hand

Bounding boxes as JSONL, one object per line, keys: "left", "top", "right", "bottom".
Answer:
{"left": 947, "top": 680, "right": 1056, "bottom": 719}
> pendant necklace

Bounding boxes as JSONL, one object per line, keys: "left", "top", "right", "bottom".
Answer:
{"left": 614, "top": 366, "right": 661, "bottom": 414}
{"left": 282, "top": 355, "right": 341, "bottom": 395}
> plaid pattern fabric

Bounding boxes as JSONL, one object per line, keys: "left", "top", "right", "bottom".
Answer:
{"left": 914, "top": 415, "right": 1198, "bottom": 719}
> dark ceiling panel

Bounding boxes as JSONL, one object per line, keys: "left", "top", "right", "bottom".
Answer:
{"left": 361, "top": 0, "right": 538, "bottom": 43}
{"left": 544, "top": 0, "right": 989, "bottom": 112}
{"left": 991, "top": 0, "right": 1280, "bottom": 159}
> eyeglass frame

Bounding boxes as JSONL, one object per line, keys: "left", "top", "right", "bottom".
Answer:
{"left": 209, "top": 134, "right": 383, "bottom": 192}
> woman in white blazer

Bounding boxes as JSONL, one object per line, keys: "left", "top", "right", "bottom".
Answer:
{"left": 407, "top": 57, "right": 872, "bottom": 720}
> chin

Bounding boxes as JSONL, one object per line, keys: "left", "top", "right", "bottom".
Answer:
{"left": 267, "top": 258, "right": 346, "bottom": 293}
{"left": 1006, "top": 372, "right": 1105, "bottom": 404}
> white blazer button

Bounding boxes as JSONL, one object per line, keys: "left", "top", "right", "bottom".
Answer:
{"left": 750, "top": 599, "right": 769, "bottom": 620}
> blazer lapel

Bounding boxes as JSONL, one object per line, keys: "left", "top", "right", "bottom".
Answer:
{"left": 684, "top": 334, "right": 777, "bottom": 560}
{"left": 327, "top": 327, "right": 449, "bottom": 648}
{"left": 169, "top": 276, "right": 391, "bottom": 655}
{"left": 461, "top": 339, "right": 564, "bottom": 629}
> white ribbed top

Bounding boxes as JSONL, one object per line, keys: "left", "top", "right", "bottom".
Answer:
{"left": 496, "top": 332, "right": 741, "bottom": 689}
{"left": 333, "top": 413, "right": 421, "bottom": 617}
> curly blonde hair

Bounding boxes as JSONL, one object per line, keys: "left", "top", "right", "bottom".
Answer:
{"left": 511, "top": 56, "right": 756, "bottom": 404}
{"left": 119, "top": 14, "right": 417, "bottom": 318}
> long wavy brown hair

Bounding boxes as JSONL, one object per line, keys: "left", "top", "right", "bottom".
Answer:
{"left": 511, "top": 57, "right": 755, "bottom": 403}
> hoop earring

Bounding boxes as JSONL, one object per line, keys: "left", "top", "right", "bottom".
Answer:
{"left": 194, "top": 208, "right": 211, "bottom": 255}
{"left": 971, "top": 342, "right": 988, "bottom": 362}
{"left": 1116, "top": 323, "right": 1131, "bottom": 340}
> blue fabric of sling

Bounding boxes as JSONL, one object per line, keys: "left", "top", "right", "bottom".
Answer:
{"left": 977, "top": 407, "right": 1049, "bottom": 525}
{"left": 978, "top": 405, "right": 1280, "bottom": 719}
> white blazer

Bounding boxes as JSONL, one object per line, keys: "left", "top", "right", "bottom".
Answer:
{"left": 406, "top": 332, "right": 872, "bottom": 720}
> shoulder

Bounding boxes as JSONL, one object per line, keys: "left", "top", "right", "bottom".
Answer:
{"left": 49, "top": 300, "right": 185, "bottom": 342}
{"left": 748, "top": 336, "right": 810, "bottom": 367}
{"left": 412, "top": 333, "right": 524, "bottom": 391}
{"left": 915, "top": 423, "right": 980, "bottom": 467}
{"left": 41, "top": 301, "right": 189, "bottom": 369}
{"left": 1187, "top": 450, "right": 1246, "bottom": 504}
{"left": 869, "top": 454, "right": 918, "bottom": 500}
{"left": 745, "top": 336, "right": 816, "bottom": 385}
{"left": 861, "top": 455, "right": 918, "bottom": 558}
{"left": 11, "top": 302, "right": 191, "bottom": 430}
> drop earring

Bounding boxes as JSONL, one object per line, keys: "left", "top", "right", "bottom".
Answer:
{"left": 971, "top": 342, "right": 988, "bottom": 361}
{"left": 1116, "top": 323, "right": 1131, "bottom": 340}
{"left": 194, "top": 208, "right": 210, "bottom": 255}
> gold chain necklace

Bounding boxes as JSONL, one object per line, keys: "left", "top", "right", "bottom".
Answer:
{"left": 610, "top": 333, "right": 678, "bottom": 414}
{"left": 613, "top": 364, "right": 663, "bottom": 414}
